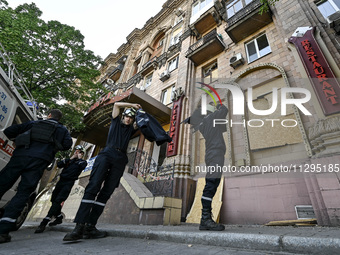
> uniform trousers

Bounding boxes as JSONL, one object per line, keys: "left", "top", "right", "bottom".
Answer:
{"left": 46, "top": 179, "right": 75, "bottom": 218}
{"left": 201, "top": 151, "right": 224, "bottom": 210}
{"left": 74, "top": 150, "right": 127, "bottom": 225}
{"left": 0, "top": 156, "right": 49, "bottom": 234}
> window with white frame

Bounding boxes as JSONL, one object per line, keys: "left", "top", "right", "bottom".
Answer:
{"left": 245, "top": 34, "right": 271, "bottom": 63}
{"left": 158, "top": 38, "right": 165, "bottom": 48}
{"left": 226, "top": 0, "right": 254, "bottom": 18}
{"left": 144, "top": 73, "right": 153, "bottom": 89}
{"left": 169, "top": 27, "right": 183, "bottom": 46}
{"left": 161, "top": 85, "right": 175, "bottom": 105}
{"left": 168, "top": 56, "right": 179, "bottom": 72}
{"left": 316, "top": 0, "right": 340, "bottom": 19}
{"left": 192, "top": 0, "right": 213, "bottom": 16}
{"left": 202, "top": 61, "right": 218, "bottom": 84}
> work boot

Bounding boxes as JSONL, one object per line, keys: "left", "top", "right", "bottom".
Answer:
{"left": 63, "top": 223, "right": 84, "bottom": 241}
{"left": 83, "top": 224, "right": 107, "bottom": 239}
{"left": 49, "top": 215, "right": 63, "bottom": 226}
{"left": 199, "top": 208, "right": 225, "bottom": 231}
{"left": 34, "top": 218, "right": 50, "bottom": 234}
{"left": 0, "top": 233, "right": 11, "bottom": 244}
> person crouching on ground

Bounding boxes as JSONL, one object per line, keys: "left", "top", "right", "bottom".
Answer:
{"left": 63, "top": 102, "right": 141, "bottom": 241}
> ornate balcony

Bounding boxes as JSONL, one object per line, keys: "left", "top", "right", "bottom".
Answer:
{"left": 190, "top": 2, "right": 222, "bottom": 35}
{"left": 225, "top": 0, "right": 272, "bottom": 43}
{"left": 186, "top": 29, "right": 226, "bottom": 66}
{"left": 108, "top": 64, "right": 124, "bottom": 82}
{"left": 140, "top": 56, "right": 158, "bottom": 76}
{"left": 127, "top": 73, "right": 142, "bottom": 87}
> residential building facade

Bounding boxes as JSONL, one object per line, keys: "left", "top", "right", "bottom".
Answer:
{"left": 59, "top": 0, "right": 340, "bottom": 226}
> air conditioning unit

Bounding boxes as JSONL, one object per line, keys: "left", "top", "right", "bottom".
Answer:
{"left": 328, "top": 11, "right": 340, "bottom": 34}
{"left": 159, "top": 70, "right": 170, "bottom": 82}
{"left": 139, "top": 85, "right": 146, "bottom": 91}
{"left": 229, "top": 53, "right": 244, "bottom": 69}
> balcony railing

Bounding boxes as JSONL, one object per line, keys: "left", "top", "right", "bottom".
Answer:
{"left": 108, "top": 64, "right": 124, "bottom": 81}
{"left": 142, "top": 56, "right": 157, "bottom": 70}
{"left": 227, "top": 0, "right": 262, "bottom": 26}
{"left": 186, "top": 29, "right": 226, "bottom": 66}
{"left": 225, "top": 0, "right": 272, "bottom": 43}
{"left": 186, "top": 29, "right": 224, "bottom": 56}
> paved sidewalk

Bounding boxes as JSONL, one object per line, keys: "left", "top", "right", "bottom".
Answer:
{"left": 24, "top": 222, "right": 340, "bottom": 254}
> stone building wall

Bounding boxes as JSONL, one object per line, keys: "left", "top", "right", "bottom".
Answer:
{"left": 86, "top": 0, "right": 340, "bottom": 226}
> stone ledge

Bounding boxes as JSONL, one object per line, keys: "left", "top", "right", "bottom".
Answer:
{"left": 121, "top": 173, "right": 182, "bottom": 225}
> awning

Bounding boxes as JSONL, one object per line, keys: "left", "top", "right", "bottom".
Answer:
{"left": 80, "top": 87, "right": 171, "bottom": 146}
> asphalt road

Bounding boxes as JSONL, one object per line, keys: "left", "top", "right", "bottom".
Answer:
{"left": 0, "top": 227, "right": 302, "bottom": 255}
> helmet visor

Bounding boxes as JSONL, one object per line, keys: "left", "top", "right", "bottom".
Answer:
{"left": 75, "top": 145, "right": 85, "bottom": 153}
{"left": 123, "top": 108, "right": 136, "bottom": 118}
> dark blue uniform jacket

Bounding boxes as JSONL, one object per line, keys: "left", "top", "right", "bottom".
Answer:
{"left": 136, "top": 110, "right": 172, "bottom": 146}
{"left": 199, "top": 104, "right": 228, "bottom": 162}
{"left": 4, "top": 118, "right": 72, "bottom": 162}
{"left": 57, "top": 158, "right": 87, "bottom": 181}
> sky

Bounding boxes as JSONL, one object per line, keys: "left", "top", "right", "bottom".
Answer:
{"left": 7, "top": 0, "right": 166, "bottom": 59}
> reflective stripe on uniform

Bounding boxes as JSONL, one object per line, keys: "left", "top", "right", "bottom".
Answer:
{"left": 81, "top": 199, "right": 95, "bottom": 204}
{"left": 94, "top": 201, "right": 106, "bottom": 207}
{"left": 81, "top": 199, "right": 105, "bottom": 206}
{"left": 201, "top": 196, "right": 213, "bottom": 201}
{"left": 0, "top": 217, "right": 16, "bottom": 223}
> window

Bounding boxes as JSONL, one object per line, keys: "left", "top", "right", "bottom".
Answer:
{"left": 158, "top": 39, "right": 164, "bottom": 48}
{"left": 168, "top": 56, "right": 179, "bottom": 72}
{"left": 11, "top": 107, "right": 30, "bottom": 126}
{"left": 169, "top": 27, "right": 183, "bottom": 46}
{"left": 161, "top": 85, "right": 175, "bottom": 105}
{"left": 151, "top": 33, "right": 165, "bottom": 59}
{"left": 202, "top": 61, "right": 218, "bottom": 84}
{"left": 226, "top": 0, "right": 254, "bottom": 18}
{"left": 144, "top": 73, "right": 153, "bottom": 89}
{"left": 192, "top": 0, "right": 213, "bottom": 16}
{"left": 316, "top": 0, "right": 340, "bottom": 19}
{"left": 132, "top": 58, "right": 141, "bottom": 76}
{"left": 245, "top": 34, "right": 271, "bottom": 63}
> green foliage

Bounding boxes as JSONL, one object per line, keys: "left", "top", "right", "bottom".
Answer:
{"left": 259, "top": 0, "right": 279, "bottom": 14}
{"left": 55, "top": 148, "right": 72, "bottom": 162}
{"left": 0, "top": 2, "right": 105, "bottom": 133}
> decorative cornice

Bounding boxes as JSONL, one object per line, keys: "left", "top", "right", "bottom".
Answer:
{"left": 167, "top": 42, "right": 182, "bottom": 59}
{"left": 309, "top": 115, "right": 340, "bottom": 140}
{"left": 180, "top": 28, "right": 194, "bottom": 41}
{"left": 308, "top": 115, "right": 340, "bottom": 158}
{"left": 127, "top": 73, "right": 143, "bottom": 86}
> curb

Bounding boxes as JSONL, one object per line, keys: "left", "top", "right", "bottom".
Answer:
{"left": 281, "top": 235, "right": 340, "bottom": 254}
{"left": 25, "top": 223, "right": 340, "bottom": 254}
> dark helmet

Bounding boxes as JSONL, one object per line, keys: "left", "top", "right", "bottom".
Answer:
{"left": 122, "top": 107, "right": 136, "bottom": 118}
{"left": 75, "top": 145, "right": 85, "bottom": 153}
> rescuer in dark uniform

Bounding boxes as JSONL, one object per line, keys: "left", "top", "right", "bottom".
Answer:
{"left": 63, "top": 102, "right": 141, "bottom": 241}
{"left": 183, "top": 103, "right": 228, "bottom": 231}
{"left": 35, "top": 145, "right": 87, "bottom": 233}
{"left": 0, "top": 109, "right": 72, "bottom": 244}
